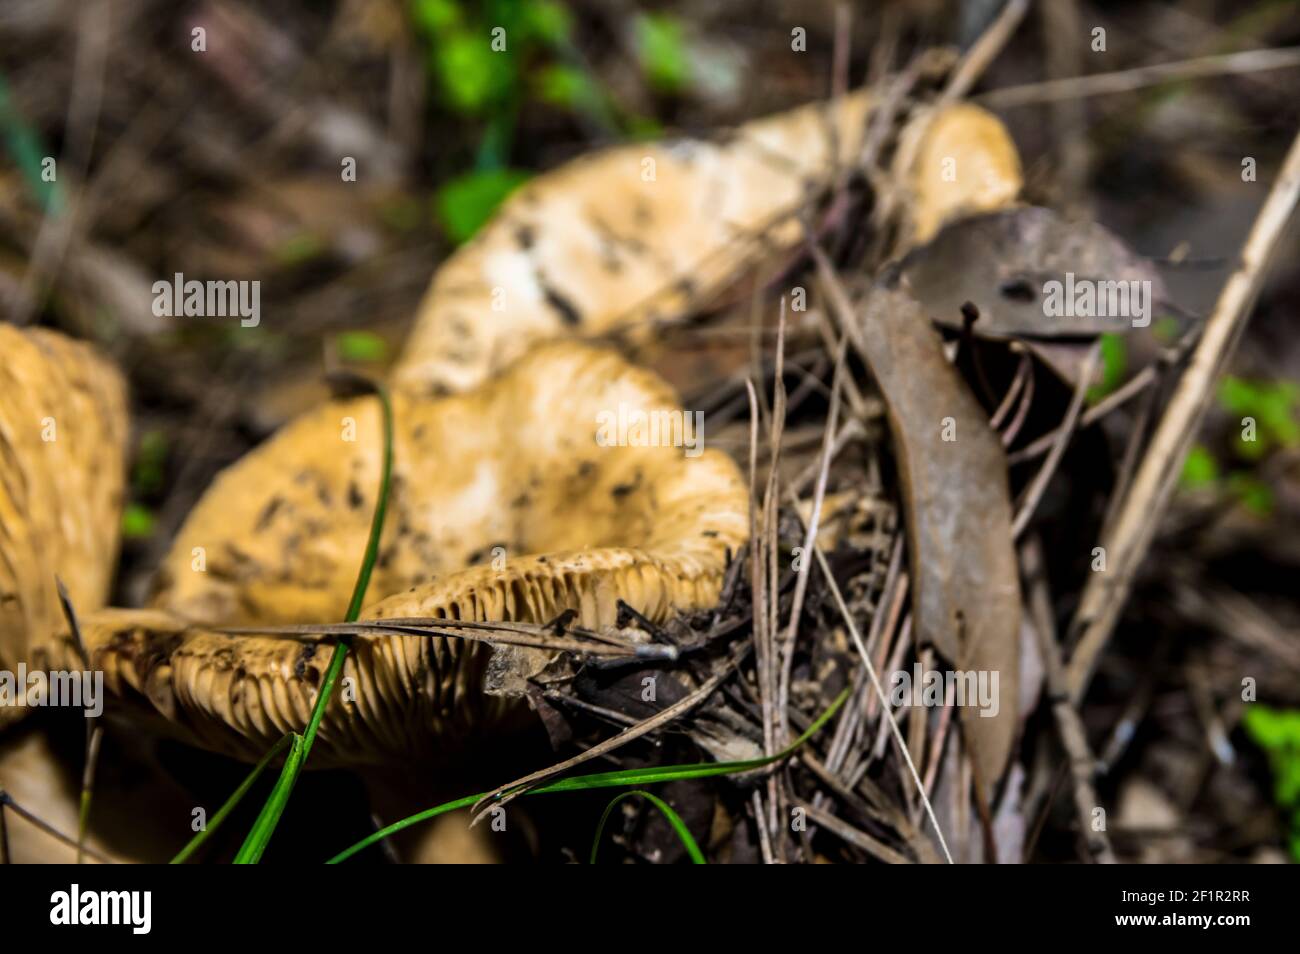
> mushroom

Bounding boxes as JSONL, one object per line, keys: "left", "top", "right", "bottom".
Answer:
{"left": 46, "top": 343, "right": 747, "bottom": 764}
{"left": 14, "top": 89, "right": 1023, "bottom": 772}
{"left": 392, "top": 91, "right": 876, "bottom": 395}
{"left": 392, "top": 93, "right": 1022, "bottom": 395}
{"left": 0, "top": 325, "right": 127, "bottom": 726}
{"left": 893, "top": 102, "right": 1023, "bottom": 245}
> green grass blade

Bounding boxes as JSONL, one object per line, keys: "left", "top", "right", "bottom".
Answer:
{"left": 590, "top": 790, "right": 704, "bottom": 864}
{"left": 170, "top": 733, "right": 294, "bottom": 864}
{"left": 0, "top": 74, "right": 63, "bottom": 213}
{"left": 326, "top": 687, "right": 848, "bottom": 863}
{"left": 233, "top": 383, "right": 394, "bottom": 864}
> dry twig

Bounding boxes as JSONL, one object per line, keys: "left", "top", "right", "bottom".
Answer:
{"left": 1067, "top": 128, "right": 1300, "bottom": 700}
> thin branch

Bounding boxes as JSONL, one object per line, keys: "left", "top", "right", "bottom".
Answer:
{"left": 1012, "top": 343, "right": 1100, "bottom": 537}
{"left": 1007, "top": 362, "right": 1156, "bottom": 465}
{"left": 812, "top": 545, "right": 954, "bottom": 863}
{"left": 943, "top": 0, "right": 1031, "bottom": 101}
{"left": 803, "top": 803, "right": 913, "bottom": 864}
{"left": 980, "top": 46, "right": 1300, "bottom": 109}
{"left": 468, "top": 651, "right": 745, "bottom": 821}
{"left": 1022, "top": 537, "right": 1116, "bottom": 864}
{"left": 0, "top": 792, "right": 113, "bottom": 864}
{"left": 1066, "top": 127, "right": 1300, "bottom": 701}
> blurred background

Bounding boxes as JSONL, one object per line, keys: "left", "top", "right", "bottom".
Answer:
{"left": 2, "top": 0, "right": 1300, "bottom": 862}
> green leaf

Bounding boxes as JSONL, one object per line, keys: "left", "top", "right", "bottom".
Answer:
{"left": 1243, "top": 705, "right": 1300, "bottom": 752}
{"left": 1087, "top": 333, "right": 1127, "bottom": 403}
{"left": 132, "top": 429, "right": 168, "bottom": 496}
{"left": 1243, "top": 705, "right": 1300, "bottom": 856}
{"left": 520, "top": 0, "right": 572, "bottom": 45}
{"left": 0, "top": 76, "right": 63, "bottom": 214}
{"left": 626, "top": 114, "right": 665, "bottom": 140}
{"left": 233, "top": 384, "right": 394, "bottom": 864}
{"left": 535, "top": 64, "right": 594, "bottom": 110}
{"left": 1180, "top": 444, "right": 1219, "bottom": 489}
{"left": 634, "top": 13, "right": 690, "bottom": 93}
{"left": 411, "top": 0, "right": 460, "bottom": 34}
{"left": 434, "top": 168, "right": 530, "bottom": 243}
{"left": 1219, "top": 376, "right": 1300, "bottom": 460}
{"left": 590, "top": 790, "right": 705, "bottom": 864}
{"left": 121, "top": 503, "right": 156, "bottom": 539}
{"left": 169, "top": 734, "right": 293, "bottom": 863}
{"left": 335, "top": 331, "right": 388, "bottom": 363}
{"left": 1226, "top": 472, "right": 1274, "bottom": 516}
{"left": 435, "top": 30, "right": 507, "bottom": 113}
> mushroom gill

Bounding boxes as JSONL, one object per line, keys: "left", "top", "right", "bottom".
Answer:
{"left": 44, "top": 343, "right": 747, "bottom": 764}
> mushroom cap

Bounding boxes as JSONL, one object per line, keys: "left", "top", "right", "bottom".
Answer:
{"left": 0, "top": 325, "right": 127, "bottom": 724}
{"left": 392, "top": 91, "right": 875, "bottom": 395}
{"left": 895, "top": 102, "right": 1023, "bottom": 245}
{"left": 68, "top": 343, "right": 747, "bottom": 763}
{"left": 391, "top": 94, "right": 1022, "bottom": 397}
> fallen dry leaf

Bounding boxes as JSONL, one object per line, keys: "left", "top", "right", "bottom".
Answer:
{"left": 848, "top": 284, "right": 1021, "bottom": 787}
{"left": 898, "top": 206, "right": 1167, "bottom": 338}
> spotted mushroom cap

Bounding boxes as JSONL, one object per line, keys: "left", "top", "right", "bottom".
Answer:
{"left": 60, "top": 343, "right": 747, "bottom": 763}
{"left": 391, "top": 90, "right": 877, "bottom": 395}
{"left": 0, "top": 325, "right": 127, "bottom": 725}
{"left": 391, "top": 93, "right": 1022, "bottom": 396}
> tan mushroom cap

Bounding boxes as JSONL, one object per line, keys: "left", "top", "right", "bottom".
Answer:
{"left": 0, "top": 326, "right": 127, "bottom": 725}
{"left": 59, "top": 343, "right": 747, "bottom": 763}
{"left": 894, "top": 102, "right": 1023, "bottom": 245}
{"left": 391, "top": 95, "right": 1022, "bottom": 398}
{"left": 392, "top": 90, "right": 877, "bottom": 395}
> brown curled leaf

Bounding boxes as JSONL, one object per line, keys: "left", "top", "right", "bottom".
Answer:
{"left": 899, "top": 206, "right": 1168, "bottom": 338}
{"left": 892, "top": 102, "right": 1023, "bottom": 245}
{"left": 45, "top": 343, "right": 749, "bottom": 764}
{"left": 0, "top": 325, "right": 127, "bottom": 726}
{"left": 850, "top": 285, "right": 1021, "bottom": 786}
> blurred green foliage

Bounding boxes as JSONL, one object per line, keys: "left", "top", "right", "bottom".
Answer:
{"left": 1178, "top": 376, "right": 1299, "bottom": 516}
{"left": 1087, "top": 333, "right": 1128, "bottom": 404}
{"left": 274, "top": 231, "right": 327, "bottom": 266}
{"left": 121, "top": 502, "right": 156, "bottom": 539}
{"left": 335, "top": 330, "right": 389, "bottom": 363}
{"left": 411, "top": 0, "right": 690, "bottom": 242}
{"left": 1180, "top": 443, "right": 1219, "bottom": 489}
{"left": 435, "top": 167, "right": 531, "bottom": 243}
{"left": 633, "top": 12, "right": 689, "bottom": 92}
{"left": 0, "top": 75, "right": 62, "bottom": 213}
{"left": 1218, "top": 375, "right": 1300, "bottom": 462}
{"left": 132, "top": 429, "right": 169, "bottom": 496}
{"left": 1242, "top": 705, "right": 1300, "bottom": 860}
